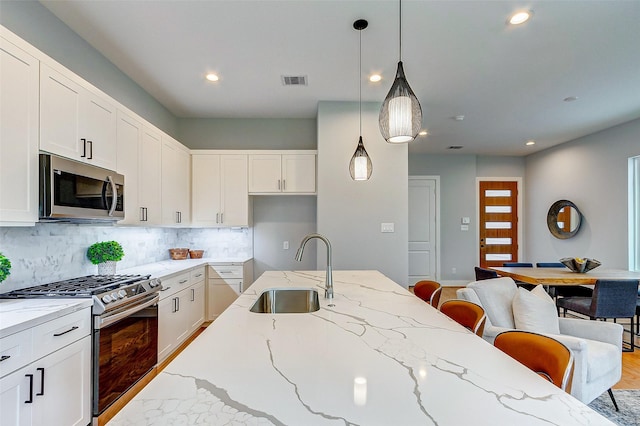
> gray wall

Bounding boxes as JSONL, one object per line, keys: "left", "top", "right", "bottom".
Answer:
{"left": 0, "top": 1, "right": 178, "bottom": 137}
{"left": 252, "top": 196, "right": 317, "bottom": 280}
{"left": 317, "top": 101, "right": 408, "bottom": 286}
{"left": 524, "top": 117, "right": 640, "bottom": 267}
{"left": 177, "top": 118, "right": 316, "bottom": 150}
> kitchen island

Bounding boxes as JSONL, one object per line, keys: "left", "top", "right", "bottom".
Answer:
{"left": 108, "top": 270, "right": 611, "bottom": 425}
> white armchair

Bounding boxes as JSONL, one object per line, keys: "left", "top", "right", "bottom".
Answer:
{"left": 457, "top": 277, "right": 622, "bottom": 405}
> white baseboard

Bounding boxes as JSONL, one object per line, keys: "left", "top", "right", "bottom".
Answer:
{"left": 440, "top": 279, "right": 470, "bottom": 287}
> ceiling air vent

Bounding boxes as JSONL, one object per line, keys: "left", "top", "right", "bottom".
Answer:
{"left": 447, "top": 146, "right": 464, "bottom": 150}
{"left": 281, "top": 75, "right": 308, "bottom": 86}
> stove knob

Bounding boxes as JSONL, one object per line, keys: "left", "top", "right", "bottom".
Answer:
{"left": 102, "top": 295, "right": 112, "bottom": 304}
{"left": 111, "top": 292, "right": 119, "bottom": 301}
{"left": 149, "top": 279, "right": 159, "bottom": 288}
{"left": 118, "top": 289, "right": 127, "bottom": 299}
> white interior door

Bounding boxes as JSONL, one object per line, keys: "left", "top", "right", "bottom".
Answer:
{"left": 408, "top": 177, "right": 439, "bottom": 285}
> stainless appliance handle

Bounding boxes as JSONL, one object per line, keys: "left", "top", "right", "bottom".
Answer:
{"left": 97, "top": 294, "right": 159, "bottom": 329}
{"left": 107, "top": 175, "right": 117, "bottom": 217}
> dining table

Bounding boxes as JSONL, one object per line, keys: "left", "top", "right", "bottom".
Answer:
{"left": 489, "top": 266, "right": 640, "bottom": 286}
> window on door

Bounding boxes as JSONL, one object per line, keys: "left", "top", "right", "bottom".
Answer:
{"left": 630, "top": 156, "right": 640, "bottom": 271}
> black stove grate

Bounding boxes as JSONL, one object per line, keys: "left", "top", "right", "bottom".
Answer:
{"left": 0, "top": 274, "right": 149, "bottom": 298}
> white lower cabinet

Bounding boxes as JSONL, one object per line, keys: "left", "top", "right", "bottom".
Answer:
{"left": 0, "top": 308, "right": 91, "bottom": 426}
{"left": 206, "top": 262, "right": 253, "bottom": 321}
{"left": 157, "top": 268, "right": 205, "bottom": 362}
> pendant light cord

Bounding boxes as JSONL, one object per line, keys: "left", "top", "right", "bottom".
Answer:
{"left": 399, "top": 0, "right": 402, "bottom": 61}
{"left": 359, "top": 25, "right": 362, "bottom": 135}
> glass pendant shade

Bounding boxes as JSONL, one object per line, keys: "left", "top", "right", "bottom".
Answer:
{"left": 349, "top": 136, "right": 373, "bottom": 181}
{"left": 379, "top": 61, "right": 422, "bottom": 143}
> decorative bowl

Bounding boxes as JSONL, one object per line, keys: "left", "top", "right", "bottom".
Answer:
{"left": 189, "top": 249, "right": 204, "bottom": 259}
{"left": 169, "top": 248, "right": 189, "bottom": 260}
{"left": 559, "top": 257, "right": 601, "bottom": 273}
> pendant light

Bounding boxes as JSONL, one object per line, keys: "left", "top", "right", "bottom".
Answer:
{"left": 379, "top": 0, "right": 422, "bottom": 144}
{"left": 349, "top": 19, "right": 373, "bottom": 181}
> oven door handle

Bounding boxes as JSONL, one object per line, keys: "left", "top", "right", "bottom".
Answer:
{"left": 97, "top": 294, "right": 159, "bottom": 329}
{"left": 106, "top": 175, "right": 117, "bottom": 217}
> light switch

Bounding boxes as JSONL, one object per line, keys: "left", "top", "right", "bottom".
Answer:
{"left": 461, "top": 217, "right": 470, "bottom": 224}
{"left": 283, "top": 241, "right": 289, "bottom": 250}
{"left": 381, "top": 223, "right": 395, "bottom": 233}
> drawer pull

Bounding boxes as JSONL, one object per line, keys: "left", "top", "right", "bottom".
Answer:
{"left": 25, "top": 374, "right": 34, "bottom": 403}
{"left": 36, "top": 368, "right": 45, "bottom": 396}
{"left": 0, "top": 355, "right": 10, "bottom": 362}
{"left": 53, "top": 326, "right": 79, "bottom": 337}
{"left": 194, "top": 273, "right": 203, "bottom": 278}
{"left": 178, "top": 279, "right": 188, "bottom": 284}
{"left": 161, "top": 286, "right": 172, "bottom": 291}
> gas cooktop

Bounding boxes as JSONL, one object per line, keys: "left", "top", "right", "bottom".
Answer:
{"left": 0, "top": 274, "right": 151, "bottom": 298}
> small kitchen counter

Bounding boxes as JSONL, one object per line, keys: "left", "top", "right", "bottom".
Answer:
{"left": 0, "top": 298, "right": 92, "bottom": 338}
{"left": 108, "top": 271, "right": 610, "bottom": 425}
{"left": 119, "top": 257, "right": 252, "bottom": 279}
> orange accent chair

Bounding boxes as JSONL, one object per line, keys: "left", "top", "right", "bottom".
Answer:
{"left": 494, "top": 330, "right": 575, "bottom": 393}
{"left": 413, "top": 280, "right": 442, "bottom": 308}
{"left": 439, "top": 299, "right": 486, "bottom": 336}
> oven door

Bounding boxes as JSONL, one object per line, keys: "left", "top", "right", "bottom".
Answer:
{"left": 92, "top": 295, "right": 158, "bottom": 417}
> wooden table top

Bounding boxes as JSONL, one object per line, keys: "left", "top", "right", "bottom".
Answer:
{"left": 489, "top": 266, "right": 640, "bottom": 285}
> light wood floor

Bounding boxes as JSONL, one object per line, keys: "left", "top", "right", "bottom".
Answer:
{"left": 436, "top": 287, "right": 640, "bottom": 390}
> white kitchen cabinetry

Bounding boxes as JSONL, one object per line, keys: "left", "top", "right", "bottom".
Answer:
{"left": 158, "top": 268, "right": 205, "bottom": 362}
{"left": 40, "top": 63, "right": 116, "bottom": 170}
{"left": 138, "top": 126, "right": 162, "bottom": 225}
{"left": 115, "top": 110, "right": 142, "bottom": 225}
{"left": 0, "top": 308, "right": 92, "bottom": 426}
{"left": 191, "top": 153, "right": 250, "bottom": 227}
{"left": 161, "top": 136, "right": 191, "bottom": 226}
{"left": 206, "top": 261, "right": 253, "bottom": 321}
{"left": 0, "top": 36, "right": 39, "bottom": 226}
{"left": 248, "top": 152, "right": 316, "bottom": 194}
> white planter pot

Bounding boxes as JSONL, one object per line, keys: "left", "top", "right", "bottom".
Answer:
{"left": 97, "top": 261, "right": 117, "bottom": 275}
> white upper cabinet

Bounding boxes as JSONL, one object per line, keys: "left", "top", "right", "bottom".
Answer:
{"left": 40, "top": 63, "right": 116, "bottom": 170}
{"left": 248, "top": 152, "right": 316, "bottom": 194}
{"left": 161, "top": 135, "right": 191, "bottom": 226}
{"left": 138, "top": 127, "right": 162, "bottom": 225}
{"left": 116, "top": 110, "right": 142, "bottom": 225}
{"left": 0, "top": 36, "right": 39, "bottom": 226}
{"left": 192, "top": 154, "right": 249, "bottom": 227}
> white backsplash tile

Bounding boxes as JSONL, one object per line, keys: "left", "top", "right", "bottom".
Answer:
{"left": 0, "top": 224, "right": 252, "bottom": 292}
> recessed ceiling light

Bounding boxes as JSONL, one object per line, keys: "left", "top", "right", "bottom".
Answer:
{"left": 418, "top": 130, "right": 428, "bottom": 136}
{"left": 205, "top": 73, "right": 219, "bottom": 82}
{"left": 369, "top": 74, "right": 382, "bottom": 83}
{"left": 563, "top": 96, "right": 579, "bottom": 102}
{"left": 525, "top": 140, "right": 536, "bottom": 146}
{"left": 509, "top": 11, "right": 532, "bottom": 25}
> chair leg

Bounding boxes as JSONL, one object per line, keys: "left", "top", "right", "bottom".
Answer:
{"left": 607, "top": 389, "right": 619, "bottom": 412}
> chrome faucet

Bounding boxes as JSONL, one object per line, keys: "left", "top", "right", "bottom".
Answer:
{"left": 295, "top": 233, "right": 334, "bottom": 300}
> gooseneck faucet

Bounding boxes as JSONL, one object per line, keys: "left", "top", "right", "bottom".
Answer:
{"left": 295, "top": 233, "right": 333, "bottom": 300}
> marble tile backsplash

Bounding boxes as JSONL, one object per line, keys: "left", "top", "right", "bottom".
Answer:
{"left": 0, "top": 223, "right": 252, "bottom": 292}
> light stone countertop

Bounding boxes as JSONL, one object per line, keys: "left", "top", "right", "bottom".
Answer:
{"left": 119, "top": 257, "right": 252, "bottom": 279}
{"left": 108, "top": 270, "right": 611, "bottom": 426}
{"left": 0, "top": 298, "right": 92, "bottom": 338}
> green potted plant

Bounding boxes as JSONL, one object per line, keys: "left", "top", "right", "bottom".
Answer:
{"left": 0, "top": 252, "right": 11, "bottom": 283}
{"left": 87, "top": 241, "right": 124, "bottom": 275}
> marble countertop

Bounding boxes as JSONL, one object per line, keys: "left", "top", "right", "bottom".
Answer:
{"left": 0, "top": 298, "right": 92, "bottom": 338}
{"left": 119, "top": 257, "right": 252, "bottom": 279}
{"left": 108, "top": 270, "right": 611, "bottom": 425}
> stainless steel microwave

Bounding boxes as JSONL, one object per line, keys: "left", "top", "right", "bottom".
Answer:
{"left": 39, "top": 154, "right": 124, "bottom": 222}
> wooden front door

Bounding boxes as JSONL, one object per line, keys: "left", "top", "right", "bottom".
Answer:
{"left": 479, "top": 181, "right": 518, "bottom": 268}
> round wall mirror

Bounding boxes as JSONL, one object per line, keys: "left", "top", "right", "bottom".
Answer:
{"left": 547, "top": 200, "right": 582, "bottom": 239}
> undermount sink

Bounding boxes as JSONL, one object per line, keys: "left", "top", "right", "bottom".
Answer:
{"left": 249, "top": 288, "right": 320, "bottom": 313}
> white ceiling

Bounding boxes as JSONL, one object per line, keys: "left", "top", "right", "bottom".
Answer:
{"left": 40, "top": 0, "right": 640, "bottom": 156}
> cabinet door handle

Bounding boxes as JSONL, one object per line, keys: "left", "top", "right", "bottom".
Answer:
{"left": 53, "top": 326, "right": 78, "bottom": 337}
{"left": 172, "top": 297, "right": 177, "bottom": 313}
{"left": 191, "top": 288, "right": 195, "bottom": 302}
{"left": 0, "top": 355, "right": 10, "bottom": 362}
{"left": 25, "top": 374, "right": 34, "bottom": 403}
{"left": 176, "top": 211, "right": 180, "bottom": 223}
{"left": 87, "top": 140, "right": 93, "bottom": 159}
{"left": 140, "top": 207, "right": 145, "bottom": 221}
{"left": 36, "top": 368, "right": 44, "bottom": 396}
{"left": 283, "top": 179, "right": 286, "bottom": 191}
{"left": 176, "top": 297, "right": 180, "bottom": 312}
{"left": 144, "top": 207, "right": 148, "bottom": 222}
{"left": 220, "top": 213, "right": 224, "bottom": 223}
{"left": 278, "top": 179, "right": 281, "bottom": 190}
{"left": 81, "top": 138, "right": 87, "bottom": 158}
{"left": 216, "top": 213, "right": 219, "bottom": 223}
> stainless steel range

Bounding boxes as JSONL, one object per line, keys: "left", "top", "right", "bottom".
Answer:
{"left": 2, "top": 274, "right": 162, "bottom": 420}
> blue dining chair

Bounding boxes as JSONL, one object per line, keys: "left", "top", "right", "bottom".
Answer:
{"left": 537, "top": 262, "right": 593, "bottom": 299}
{"left": 503, "top": 262, "right": 533, "bottom": 267}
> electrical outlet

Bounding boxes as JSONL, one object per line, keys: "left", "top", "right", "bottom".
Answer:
{"left": 381, "top": 223, "right": 395, "bottom": 233}
{"left": 452, "top": 267, "right": 457, "bottom": 274}
{"left": 283, "top": 241, "right": 289, "bottom": 250}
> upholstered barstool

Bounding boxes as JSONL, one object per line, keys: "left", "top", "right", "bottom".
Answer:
{"left": 440, "top": 299, "right": 486, "bottom": 336}
{"left": 413, "top": 280, "right": 442, "bottom": 308}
